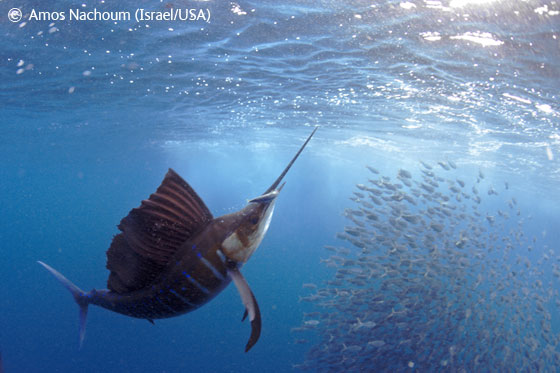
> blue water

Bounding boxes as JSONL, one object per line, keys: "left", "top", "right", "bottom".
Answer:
{"left": 1, "top": 0, "right": 559, "bottom": 371}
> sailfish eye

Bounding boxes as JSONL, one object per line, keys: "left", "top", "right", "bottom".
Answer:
{"left": 250, "top": 216, "right": 259, "bottom": 225}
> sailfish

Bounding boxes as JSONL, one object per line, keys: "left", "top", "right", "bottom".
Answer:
{"left": 38, "top": 127, "right": 317, "bottom": 352}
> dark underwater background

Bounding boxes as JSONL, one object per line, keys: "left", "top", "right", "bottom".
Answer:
{"left": 1, "top": 0, "right": 559, "bottom": 372}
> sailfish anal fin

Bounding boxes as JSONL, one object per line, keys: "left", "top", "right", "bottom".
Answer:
{"left": 106, "top": 168, "right": 213, "bottom": 293}
{"left": 228, "top": 267, "right": 262, "bottom": 352}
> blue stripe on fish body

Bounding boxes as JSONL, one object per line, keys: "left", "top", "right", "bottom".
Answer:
{"left": 86, "top": 248, "right": 231, "bottom": 320}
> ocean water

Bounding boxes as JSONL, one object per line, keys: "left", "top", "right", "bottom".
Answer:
{"left": 1, "top": 0, "right": 559, "bottom": 372}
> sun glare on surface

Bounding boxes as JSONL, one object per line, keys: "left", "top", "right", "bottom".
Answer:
{"left": 449, "top": 0, "right": 499, "bottom": 7}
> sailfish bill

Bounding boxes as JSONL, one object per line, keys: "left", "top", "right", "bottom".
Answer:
{"left": 38, "top": 127, "right": 318, "bottom": 352}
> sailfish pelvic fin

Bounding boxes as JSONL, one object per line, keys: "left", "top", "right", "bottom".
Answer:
{"left": 227, "top": 267, "right": 262, "bottom": 352}
{"left": 37, "top": 261, "right": 89, "bottom": 348}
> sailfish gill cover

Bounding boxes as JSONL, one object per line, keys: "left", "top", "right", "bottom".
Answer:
{"left": 1, "top": 0, "right": 559, "bottom": 372}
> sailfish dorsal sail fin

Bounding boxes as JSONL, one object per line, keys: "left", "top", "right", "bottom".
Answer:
{"left": 106, "top": 168, "right": 213, "bottom": 293}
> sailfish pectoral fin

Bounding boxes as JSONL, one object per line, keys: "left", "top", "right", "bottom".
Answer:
{"left": 227, "top": 267, "right": 261, "bottom": 352}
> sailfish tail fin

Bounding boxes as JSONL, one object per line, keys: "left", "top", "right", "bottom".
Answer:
{"left": 37, "top": 261, "right": 89, "bottom": 348}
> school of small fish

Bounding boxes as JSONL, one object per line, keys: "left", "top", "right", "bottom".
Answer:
{"left": 292, "top": 160, "right": 559, "bottom": 371}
